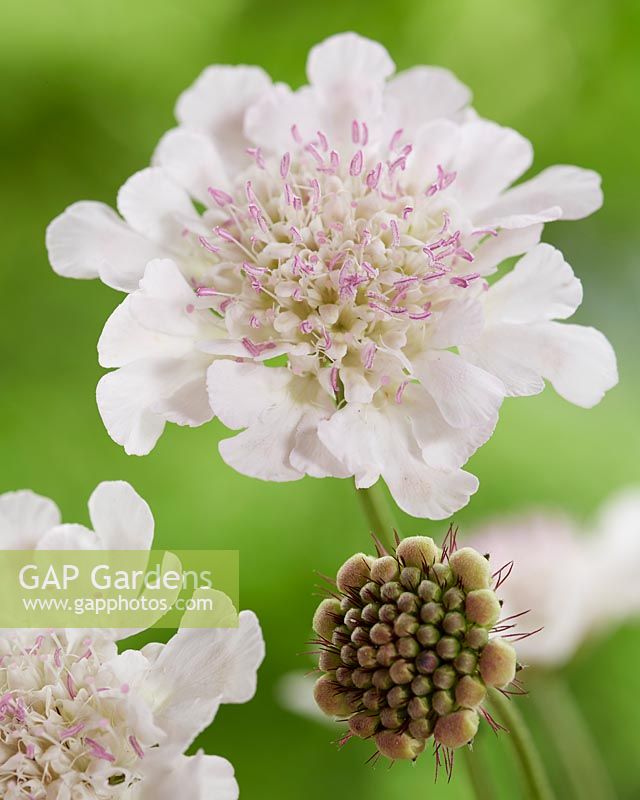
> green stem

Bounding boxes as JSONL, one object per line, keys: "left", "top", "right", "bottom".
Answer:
{"left": 462, "top": 745, "right": 496, "bottom": 800}
{"left": 353, "top": 480, "right": 399, "bottom": 550}
{"left": 530, "top": 674, "right": 616, "bottom": 800}
{"left": 489, "top": 689, "right": 555, "bottom": 800}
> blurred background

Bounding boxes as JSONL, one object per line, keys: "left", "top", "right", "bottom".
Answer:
{"left": 1, "top": 0, "right": 639, "bottom": 796}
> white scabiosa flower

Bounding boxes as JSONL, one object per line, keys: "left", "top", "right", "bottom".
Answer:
{"left": 0, "top": 483, "right": 265, "bottom": 799}
{"left": 47, "top": 33, "right": 617, "bottom": 518}
{"left": 467, "top": 488, "right": 640, "bottom": 667}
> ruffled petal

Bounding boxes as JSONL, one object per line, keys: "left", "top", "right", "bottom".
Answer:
{"left": 146, "top": 611, "right": 264, "bottom": 751}
{"left": 46, "top": 201, "right": 165, "bottom": 292}
{"left": 463, "top": 321, "right": 618, "bottom": 407}
{"left": 153, "top": 128, "right": 231, "bottom": 205}
{"left": 384, "top": 66, "right": 471, "bottom": 132}
{"left": 88, "top": 481, "right": 154, "bottom": 551}
{"left": 140, "top": 753, "right": 238, "bottom": 800}
{"left": 483, "top": 244, "right": 583, "bottom": 324}
{"left": 479, "top": 165, "right": 603, "bottom": 225}
{"left": 412, "top": 349, "right": 505, "bottom": 428}
{"left": 469, "top": 223, "right": 543, "bottom": 276}
{"left": 452, "top": 120, "right": 533, "bottom": 210}
{"left": 97, "top": 355, "right": 212, "bottom": 456}
{"left": 0, "top": 491, "right": 61, "bottom": 549}
{"left": 175, "top": 65, "right": 271, "bottom": 170}
{"left": 117, "top": 168, "right": 198, "bottom": 249}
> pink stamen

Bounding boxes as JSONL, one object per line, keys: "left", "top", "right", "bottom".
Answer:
{"left": 291, "top": 124, "right": 302, "bottom": 143}
{"left": 450, "top": 272, "right": 480, "bottom": 288}
{"left": 395, "top": 381, "right": 409, "bottom": 404}
{"left": 352, "top": 119, "right": 360, "bottom": 144}
{"left": 198, "top": 236, "right": 220, "bottom": 254}
{"left": 349, "top": 150, "right": 364, "bottom": 177}
{"left": 61, "top": 722, "right": 85, "bottom": 740}
{"left": 317, "top": 130, "right": 329, "bottom": 151}
{"left": 280, "top": 152, "right": 291, "bottom": 179}
{"left": 66, "top": 674, "right": 77, "bottom": 700}
{"left": 361, "top": 121, "right": 369, "bottom": 146}
{"left": 85, "top": 738, "right": 116, "bottom": 763}
{"left": 362, "top": 343, "right": 376, "bottom": 370}
{"left": 299, "top": 320, "right": 313, "bottom": 334}
{"left": 208, "top": 187, "right": 233, "bottom": 207}
{"left": 390, "top": 128, "right": 404, "bottom": 151}
{"left": 241, "top": 337, "right": 276, "bottom": 357}
{"left": 330, "top": 366, "right": 339, "bottom": 393}
{"left": 129, "top": 735, "right": 145, "bottom": 759}
{"left": 390, "top": 219, "right": 400, "bottom": 247}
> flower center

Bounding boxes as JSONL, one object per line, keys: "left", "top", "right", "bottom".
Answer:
{"left": 0, "top": 633, "right": 147, "bottom": 799}
{"left": 190, "top": 123, "right": 493, "bottom": 398}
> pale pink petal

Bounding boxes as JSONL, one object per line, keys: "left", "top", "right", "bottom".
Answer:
{"left": 140, "top": 753, "right": 238, "bottom": 800}
{"left": 484, "top": 244, "right": 583, "bottom": 324}
{"left": 0, "top": 491, "right": 61, "bottom": 549}
{"left": 175, "top": 65, "right": 271, "bottom": 170}
{"left": 470, "top": 223, "right": 543, "bottom": 276}
{"left": 412, "top": 349, "right": 505, "bottom": 428}
{"left": 46, "top": 201, "right": 165, "bottom": 292}
{"left": 97, "top": 356, "right": 212, "bottom": 456}
{"left": 117, "top": 168, "right": 198, "bottom": 249}
{"left": 452, "top": 120, "right": 533, "bottom": 210}
{"left": 306, "top": 32, "right": 395, "bottom": 93}
{"left": 244, "top": 84, "right": 322, "bottom": 153}
{"left": 147, "top": 611, "right": 264, "bottom": 750}
{"left": 384, "top": 66, "right": 471, "bottom": 131}
{"left": 479, "top": 165, "right": 603, "bottom": 225}
{"left": 88, "top": 481, "right": 154, "bottom": 551}
{"left": 153, "top": 128, "right": 231, "bottom": 206}
{"left": 463, "top": 321, "right": 618, "bottom": 407}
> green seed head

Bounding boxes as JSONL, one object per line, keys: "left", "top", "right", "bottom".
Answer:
{"left": 311, "top": 535, "right": 525, "bottom": 763}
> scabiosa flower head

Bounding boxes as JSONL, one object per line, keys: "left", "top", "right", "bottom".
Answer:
{"left": 310, "top": 532, "right": 526, "bottom": 767}
{"left": 468, "top": 487, "right": 640, "bottom": 668}
{"left": 47, "top": 33, "right": 617, "bottom": 519}
{"left": 0, "top": 483, "right": 265, "bottom": 799}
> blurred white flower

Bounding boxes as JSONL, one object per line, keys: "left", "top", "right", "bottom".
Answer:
{"left": 47, "top": 33, "right": 617, "bottom": 518}
{"left": 467, "top": 488, "right": 640, "bottom": 667}
{"left": 0, "top": 482, "right": 265, "bottom": 799}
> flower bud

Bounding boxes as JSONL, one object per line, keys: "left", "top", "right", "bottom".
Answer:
{"left": 435, "top": 710, "right": 480, "bottom": 749}
{"left": 313, "top": 598, "right": 341, "bottom": 640}
{"left": 449, "top": 548, "right": 491, "bottom": 591}
{"left": 349, "top": 712, "right": 378, "bottom": 739}
{"left": 466, "top": 589, "right": 501, "bottom": 626}
{"left": 375, "top": 731, "right": 425, "bottom": 761}
{"left": 370, "top": 555, "right": 399, "bottom": 583}
{"left": 336, "top": 553, "right": 373, "bottom": 592}
{"left": 396, "top": 536, "right": 439, "bottom": 568}
{"left": 313, "top": 675, "right": 354, "bottom": 717}
{"left": 479, "top": 638, "right": 517, "bottom": 688}
{"left": 311, "top": 533, "right": 528, "bottom": 768}
{"left": 455, "top": 675, "right": 487, "bottom": 709}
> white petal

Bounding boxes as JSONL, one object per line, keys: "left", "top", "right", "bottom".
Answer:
{"left": 88, "top": 481, "right": 154, "bottom": 551}
{"left": 404, "top": 385, "right": 496, "bottom": 471}
{"left": 470, "top": 223, "right": 543, "bottom": 276}
{"left": 141, "top": 753, "right": 238, "bottom": 800}
{"left": 479, "top": 165, "right": 603, "bottom": 224}
{"left": 384, "top": 66, "right": 471, "bottom": 131}
{"left": 244, "top": 84, "right": 322, "bottom": 153}
{"left": 307, "top": 32, "right": 394, "bottom": 92}
{"left": 0, "top": 491, "right": 61, "bottom": 549}
{"left": 117, "top": 168, "right": 198, "bottom": 249}
{"left": 147, "top": 611, "right": 264, "bottom": 750}
{"left": 46, "top": 201, "right": 165, "bottom": 292}
{"left": 452, "top": 120, "right": 533, "bottom": 210}
{"left": 484, "top": 244, "right": 583, "bottom": 324}
{"left": 98, "top": 297, "right": 195, "bottom": 368}
{"left": 129, "top": 259, "right": 199, "bottom": 338}
{"left": 427, "top": 296, "right": 485, "bottom": 350}
{"left": 413, "top": 349, "right": 504, "bottom": 428}
{"left": 153, "top": 128, "right": 230, "bottom": 206}
{"left": 97, "top": 356, "right": 211, "bottom": 455}
{"left": 463, "top": 321, "right": 618, "bottom": 407}
{"left": 290, "top": 408, "right": 351, "bottom": 479}
{"left": 37, "top": 523, "right": 97, "bottom": 550}
{"left": 319, "top": 403, "right": 479, "bottom": 519}
{"left": 175, "top": 65, "right": 271, "bottom": 170}
{"left": 207, "top": 360, "right": 291, "bottom": 429}
{"left": 405, "top": 120, "right": 459, "bottom": 189}
{"left": 208, "top": 361, "right": 309, "bottom": 480}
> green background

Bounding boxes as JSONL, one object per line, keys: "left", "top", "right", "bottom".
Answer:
{"left": 1, "top": 0, "right": 639, "bottom": 796}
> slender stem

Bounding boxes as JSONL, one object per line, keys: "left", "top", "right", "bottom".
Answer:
{"left": 353, "top": 480, "right": 398, "bottom": 550}
{"left": 530, "top": 674, "right": 616, "bottom": 800}
{"left": 462, "top": 746, "right": 496, "bottom": 800}
{"left": 489, "top": 689, "right": 555, "bottom": 800}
